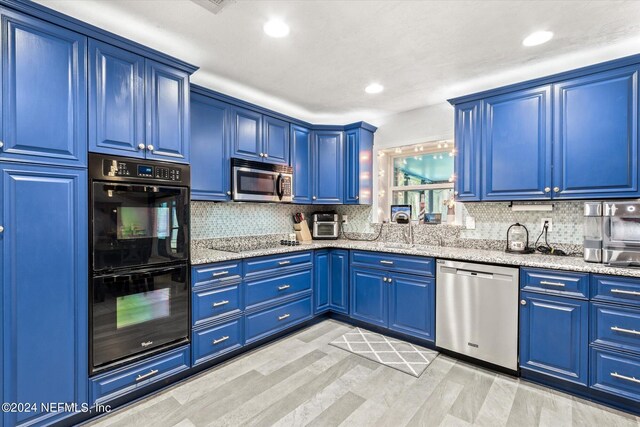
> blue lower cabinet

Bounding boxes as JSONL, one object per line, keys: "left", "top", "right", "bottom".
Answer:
{"left": 591, "top": 303, "right": 640, "bottom": 354}
{"left": 520, "top": 291, "right": 589, "bottom": 385}
{"left": 389, "top": 273, "right": 435, "bottom": 342}
{"left": 90, "top": 346, "right": 190, "bottom": 405}
{"left": 329, "top": 250, "right": 349, "bottom": 314}
{"left": 1, "top": 163, "right": 88, "bottom": 427}
{"left": 192, "top": 283, "right": 242, "bottom": 327}
{"left": 245, "top": 268, "right": 312, "bottom": 310}
{"left": 192, "top": 317, "right": 244, "bottom": 366}
{"left": 350, "top": 267, "right": 387, "bottom": 327}
{"left": 314, "top": 250, "right": 330, "bottom": 314}
{"left": 245, "top": 296, "right": 312, "bottom": 344}
{"left": 591, "top": 347, "right": 640, "bottom": 402}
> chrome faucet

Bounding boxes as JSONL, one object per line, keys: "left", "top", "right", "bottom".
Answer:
{"left": 403, "top": 221, "right": 414, "bottom": 245}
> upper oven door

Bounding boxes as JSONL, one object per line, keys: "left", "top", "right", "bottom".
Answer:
{"left": 233, "top": 166, "right": 281, "bottom": 202}
{"left": 92, "top": 182, "right": 189, "bottom": 272}
{"left": 603, "top": 202, "right": 640, "bottom": 247}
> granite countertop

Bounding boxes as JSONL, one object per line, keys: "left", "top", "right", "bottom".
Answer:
{"left": 191, "top": 239, "right": 640, "bottom": 278}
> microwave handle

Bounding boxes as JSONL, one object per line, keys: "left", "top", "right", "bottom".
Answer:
{"left": 276, "top": 174, "right": 284, "bottom": 200}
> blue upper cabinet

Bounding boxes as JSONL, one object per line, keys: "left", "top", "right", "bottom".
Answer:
{"left": 552, "top": 67, "right": 639, "bottom": 199}
{"left": 0, "top": 9, "right": 87, "bottom": 167}
{"left": 145, "top": 60, "right": 190, "bottom": 163}
{"left": 190, "top": 93, "right": 231, "bottom": 201}
{"left": 313, "top": 130, "right": 344, "bottom": 204}
{"left": 231, "top": 106, "right": 263, "bottom": 162}
{"left": 89, "top": 39, "right": 145, "bottom": 158}
{"left": 482, "top": 86, "right": 552, "bottom": 200}
{"left": 344, "top": 127, "right": 374, "bottom": 205}
{"left": 263, "top": 115, "right": 289, "bottom": 165}
{"left": 454, "top": 101, "right": 481, "bottom": 201}
{"left": 1, "top": 163, "right": 88, "bottom": 426}
{"left": 290, "top": 125, "right": 313, "bottom": 204}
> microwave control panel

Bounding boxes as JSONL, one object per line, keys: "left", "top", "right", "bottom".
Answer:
{"left": 103, "top": 160, "right": 182, "bottom": 182}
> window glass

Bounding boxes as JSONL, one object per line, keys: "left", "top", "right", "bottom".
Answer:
{"left": 393, "top": 151, "right": 453, "bottom": 187}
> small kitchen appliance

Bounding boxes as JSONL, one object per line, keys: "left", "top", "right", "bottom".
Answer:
{"left": 505, "top": 223, "right": 532, "bottom": 254}
{"left": 312, "top": 212, "right": 339, "bottom": 240}
{"left": 584, "top": 201, "right": 640, "bottom": 266}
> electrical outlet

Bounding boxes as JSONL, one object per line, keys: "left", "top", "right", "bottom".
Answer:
{"left": 465, "top": 216, "right": 476, "bottom": 230}
{"left": 342, "top": 214, "right": 348, "bottom": 224}
{"left": 541, "top": 218, "right": 553, "bottom": 232}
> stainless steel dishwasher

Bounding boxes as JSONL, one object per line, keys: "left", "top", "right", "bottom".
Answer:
{"left": 436, "top": 260, "right": 519, "bottom": 371}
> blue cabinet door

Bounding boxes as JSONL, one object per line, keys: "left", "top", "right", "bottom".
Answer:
{"left": 1, "top": 163, "right": 88, "bottom": 426}
{"left": 553, "top": 67, "right": 639, "bottom": 199}
{"left": 314, "top": 250, "right": 330, "bottom": 314}
{"left": 389, "top": 273, "right": 435, "bottom": 342}
{"left": 190, "top": 93, "right": 231, "bottom": 201}
{"left": 329, "top": 250, "right": 349, "bottom": 314}
{"left": 145, "top": 60, "right": 190, "bottom": 163}
{"left": 231, "top": 107, "right": 262, "bottom": 161}
{"left": 344, "top": 128, "right": 373, "bottom": 205}
{"left": 519, "top": 291, "right": 588, "bottom": 385}
{"left": 89, "top": 39, "right": 145, "bottom": 158}
{"left": 454, "top": 101, "right": 481, "bottom": 201}
{"left": 263, "top": 116, "right": 289, "bottom": 165}
{"left": 350, "top": 267, "right": 387, "bottom": 327}
{"left": 483, "top": 86, "right": 552, "bottom": 200}
{"left": 0, "top": 10, "right": 87, "bottom": 167}
{"left": 290, "top": 125, "right": 313, "bottom": 204}
{"left": 313, "top": 130, "right": 344, "bottom": 204}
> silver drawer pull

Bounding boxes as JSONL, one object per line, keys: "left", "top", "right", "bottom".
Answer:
{"left": 278, "top": 284, "right": 291, "bottom": 291}
{"left": 610, "top": 372, "right": 640, "bottom": 384}
{"left": 136, "top": 369, "right": 159, "bottom": 382}
{"left": 212, "top": 300, "right": 229, "bottom": 307}
{"left": 213, "top": 336, "right": 230, "bottom": 345}
{"left": 141, "top": 341, "right": 153, "bottom": 347}
{"left": 278, "top": 313, "right": 290, "bottom": 321}
{"left": 540, "top": 280, "right": 566, "bottom": 287}
{"left": 278, "top": 261, "right": 291, "bottom": 266}
{"left": 611, "top": 326, "right": 640, "bottom": 336}
{"left": 212, "top": 271, "right": 229, "bottom": 277}
{"left": 380, "top": 260, "right": 394, "bottom": 265}
{"left": 611, "top": 289, "right": 640, "bottom": 297}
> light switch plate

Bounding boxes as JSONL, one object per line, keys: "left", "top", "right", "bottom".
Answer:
{"left": 342, "top": 214, "right": 348, "bottom": 225}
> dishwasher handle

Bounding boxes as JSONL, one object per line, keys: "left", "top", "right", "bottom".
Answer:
{"left": 454, "top": 269, "right": 494, "bottom": 279}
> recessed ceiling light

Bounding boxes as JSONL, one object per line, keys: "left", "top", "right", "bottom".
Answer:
{"left": 522, "top": 31, "right": 553, "bottom": 47}
{"left": 365, "top": 83, "right": 384, "bottom": 94}
{"left": 263, "top": 19, "right": 290, "bottom": 38}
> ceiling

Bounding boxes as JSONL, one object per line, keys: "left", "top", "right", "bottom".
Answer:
{"left": 34, "top": 0, "right": 640, "bottom": 125}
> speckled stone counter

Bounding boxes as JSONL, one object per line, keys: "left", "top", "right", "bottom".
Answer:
{"left": 191, "top": 239, "right": 640, "bottom": 278}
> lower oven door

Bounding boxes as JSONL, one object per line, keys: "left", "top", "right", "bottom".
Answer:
{"left": 91, "top": 264, "right": 189, "bottom": 373}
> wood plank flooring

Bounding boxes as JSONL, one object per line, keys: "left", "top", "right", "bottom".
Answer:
{"left": 85, "top": 320, "right": 640, "bottom": 427}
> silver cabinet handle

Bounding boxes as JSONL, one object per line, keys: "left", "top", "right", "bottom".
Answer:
{"left": 611, "top": 372, "right": 640, "bottom": 384}
{"left": 278, "top": 313, "right": 290, "bottom": 321}
{"left": 137, "top": 143, "right": 145, "bottom": 150}
{"left": 540, "top": 280, "right": 566, "bottom": 287}
{"left": 387, "top": 278, "right": 392, "bottom": 284}
{"left": 454, "top": 191, "right": 459, "bottom": 196}
{"left": 611, "top": 326, "right": 640, "bottom": 336}
{"left": 521, "top": 299, "right": 527, "bottom": 305}
{"left": 312, "top": 196, "right": 317, "bottom": 200}
{"left": 212, "top": 271, "right": 229, "bottom": 277}
{"left": 380, "top": 260, "right": 394, "bottom": 265}
{"left": 0, "top": 140, "right": 4, "bottom": 148}
{"left": 611, "top": 289, "right": 640, "bottom": 297}
{"left": 141, "top": 341, "right": 153, "bottom": 347}
{"left": 553, "top": 186, "right": 560, "bottom": 193}
{"left": 259, "top": 153, "right": 264, "bottom": 157}
{"left": 355, "top": 195, "right": 359, "bottom": 200}
{"left": 0, "top": 225, "right": 4, "bottom": 234}
{"left": 264, "top": 153, "right": 269, "bottom": 158}
{"left": 213, "top": 336, "right": 230, "bottom": 345}
{"left": 147, "top": 144, "right": 154, "bottom": 152}
{"left": 544, "top": 187, "right": 551, "bottom": 193}
{"left": 278, "top": 260, "right": 291, "bottom": 266}
{"left": 227, "top": 191, "right": 232, "bottom": 196}
{"left": 278, "top": 284, "right": 291, "bottom": 291}
{"left": 212, "top": 300, "right": 229, "bottom": 307}
{"left": 136, "top": 369, "right": 159, "bottom": 381}
{"left": 383, "top": 277, "right": 388, "bottom": 282}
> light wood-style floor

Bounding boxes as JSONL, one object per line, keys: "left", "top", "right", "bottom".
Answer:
{"left": 86, "top": 319, "right": 640, "bottom": 427}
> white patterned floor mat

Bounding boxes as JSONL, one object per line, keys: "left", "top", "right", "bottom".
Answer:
{"left": 330, "top": 327, "right": 439, "bottom": 377}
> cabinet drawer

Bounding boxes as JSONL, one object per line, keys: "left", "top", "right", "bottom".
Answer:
{"left": 520, "top": 268, "right": 589, "bottom": 299}
{"left": 192, "top": 284, "right": 242, "bottom": 327}
{"left": 245, "top": 296, "right": 312, "bottom": 344}
{"left": 590, "top": 347, "right": 640, "bottom": 402}
{"left": 591, "top": 303, "right": 640, "bottom": 354}
{"left": 350, "top": 251, "right": 435, "bottom": 276}
{"left": 246, "top": 268, "right": 312, "bottom": 309}
{"left": 592, "top": 275, "right": 640, "bottom": 307}
{"left": 192, "top": 317, "right": 243, "bottom": 366}
{"left": 90, "top": 346, "right": 190, "bottom": 404}
{"left": 193, "top": 262, "right": 241, "bottom": 287}
{"left": 244, "top": 251, "right": 312, "bottom": 277}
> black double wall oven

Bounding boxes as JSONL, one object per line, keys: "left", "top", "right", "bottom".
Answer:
{"left": 89, "top": 154, "right": 190, "bottom": 375}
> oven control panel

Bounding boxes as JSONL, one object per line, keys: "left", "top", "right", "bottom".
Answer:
{"left": 103, "top": 160, "right": 182, "bottom": 182}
